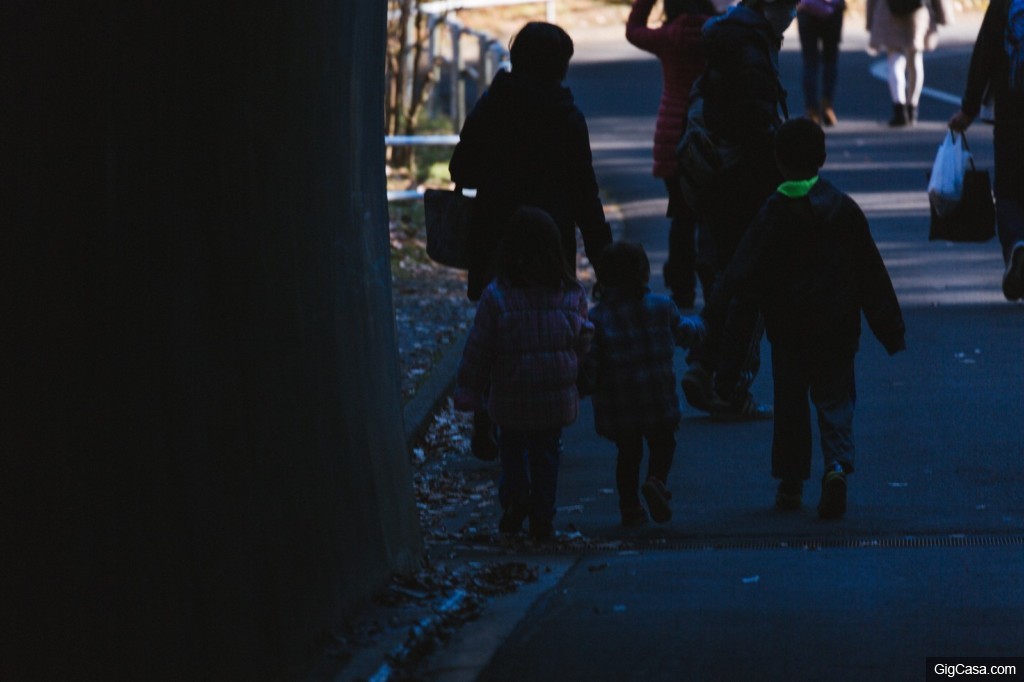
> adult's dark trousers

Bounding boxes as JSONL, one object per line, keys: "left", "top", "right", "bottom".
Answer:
{"left": 613, "top": 427, "right": 676, "bottom": 513}
{"left": 689, "top": 152, "right": 778, "bottom": 402}
{"left": 663, "top": 177, "right": 713, "bottom": 305}
{"left": 797, "top": 10, "right": 844, "bottom": 111}
{"left": 713, "top": 294, "right": 764, "bottom": 406}
{"left": 993, "top": 128, "right": 1024, "bottom": 263}
{"left": 685, "top": 219, "right": 764, "bottom": 403}
{"left": 498, "top": 427, "right": 562, "bottom": 525}
{"left": 771, "top": 343, "right": 856, "bottom": 481}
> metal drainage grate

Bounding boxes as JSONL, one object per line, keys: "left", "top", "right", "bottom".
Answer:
{"left": 623, "top": 534, "right": 1024, "bottom": 552}
{"left": 452, "top": 534, "right": 1024, "bottom": 556}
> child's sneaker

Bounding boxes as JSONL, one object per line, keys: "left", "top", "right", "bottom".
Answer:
{"left": 621, "top": 506, "right": 649, "bottom": 527}
{"left": 641, "top": 477, "right": 672, "bottom": 523}
{"left": 775, "top": 479, "right": 803, "bottom": 510}
{"left": 817, "top": 464, "right": 847, "bottom": 519}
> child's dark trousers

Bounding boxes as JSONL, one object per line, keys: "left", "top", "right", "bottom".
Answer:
{"left": 613, "top": 427, "right": 676, "bottom": 513}
{"left": 771, "top": 344, "right": 856, "bottom": 480}
{"left": 498, "top": 427, "right": 562, "bottom": 525}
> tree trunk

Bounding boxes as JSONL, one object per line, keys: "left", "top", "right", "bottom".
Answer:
{"left": 2, "top": 2, "right": 421, "bottom": 679}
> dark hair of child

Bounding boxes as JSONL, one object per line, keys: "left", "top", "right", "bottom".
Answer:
{"left": 774, "top": 117, "right": 827, "bottom": 180}
{"left": 664, "top": 0, "right": 718, "bottom": 21}
{"left": 498, "top": 206, "right": 576, "bottom": 290}
{"left": 593, "top": 240, "right": 651, "bottom": 301}
{"left": 509, "top": 22, "right": 574, "bottom": 82}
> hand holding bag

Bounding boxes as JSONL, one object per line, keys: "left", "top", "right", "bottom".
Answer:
{"left": 927, "top": 130, "right": 970, "bottom": 218}
{"left": 928, "top": 133, "right": 995, "bottom": 243}
{"left": 423, "top": 187, "right": 474, "bottom": 269}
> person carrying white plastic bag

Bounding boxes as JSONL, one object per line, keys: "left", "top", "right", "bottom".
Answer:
{"left": 927, "top": 129, "right": 972, "bottom": 217}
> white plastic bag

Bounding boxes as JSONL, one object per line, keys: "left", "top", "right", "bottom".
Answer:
{"left": 927, "top": 130, "right": 971, "bottom": 218}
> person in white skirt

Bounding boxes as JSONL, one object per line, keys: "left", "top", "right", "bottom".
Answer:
{"left": 866, "top": 0, "right": 953, "bottom": 125}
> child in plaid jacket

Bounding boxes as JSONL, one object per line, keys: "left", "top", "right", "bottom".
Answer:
{"left": 582, "top": 241, "right": 705, "bottom": 526}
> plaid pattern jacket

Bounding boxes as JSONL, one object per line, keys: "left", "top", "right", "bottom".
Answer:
{"left": 583, "top": 289, "right": 701, "bottom": 439}
{"left": 456, "top": 279, "right": 593, "bottom": 431}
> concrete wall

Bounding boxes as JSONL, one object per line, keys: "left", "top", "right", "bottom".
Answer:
{"left": 1, "top": 2, "right": 422, "bottom": 679}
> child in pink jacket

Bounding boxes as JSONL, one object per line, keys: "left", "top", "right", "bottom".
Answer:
{"left": 455, "top": 207, "right": 593, "bottom": 540}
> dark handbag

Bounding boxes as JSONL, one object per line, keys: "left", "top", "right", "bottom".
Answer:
{"left": 423, "top": 187, "right": 473, "bottom": 269}
{"left": 928, "top": 154, "right": 995, "bottom": 243}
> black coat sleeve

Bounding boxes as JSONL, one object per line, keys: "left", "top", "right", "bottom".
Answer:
{"left": 855, "top": 205, "right": 906, "bottom": 355}
{"left": 961, "top": 0, "right": 1006, "bottom": 117}
{"left": 567, "top": 112, "right": 612, "bottom": 268}
{"left": 449, "top": 95, "right": 493, "bottom": 188}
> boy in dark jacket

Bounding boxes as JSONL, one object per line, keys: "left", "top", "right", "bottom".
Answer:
{"left": 704, "top": 118, "right": 906, "bottom": 519}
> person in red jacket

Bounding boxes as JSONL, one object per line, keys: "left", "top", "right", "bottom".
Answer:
{"left": 626, "top": 0, "right": 719, "bottom": 310}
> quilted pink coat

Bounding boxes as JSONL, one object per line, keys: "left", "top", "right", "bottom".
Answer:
{"left": 626, "top": 0, "right": 712, "bottom": 179}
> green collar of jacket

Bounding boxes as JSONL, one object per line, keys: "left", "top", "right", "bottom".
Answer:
{"left": 777, "top": 176, "right": 819, "bottom": 198}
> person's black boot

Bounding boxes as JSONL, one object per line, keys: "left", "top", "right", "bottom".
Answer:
{"left": 906, "top": 104, "right": 917, "bottom": 125}
{"left": 888, "top": 103, "right": 907, "bottom": 127}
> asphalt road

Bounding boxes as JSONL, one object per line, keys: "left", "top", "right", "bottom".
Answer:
{"left": 425, "top": 14, "right": 1024, "bottom": 681}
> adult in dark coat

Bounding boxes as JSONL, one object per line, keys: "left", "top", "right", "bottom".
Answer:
{"left": 449, "top": 22, "right": 612, "bottom": 302}
{"left": 949, "top": 0, "right": 1024, "bottom": 301}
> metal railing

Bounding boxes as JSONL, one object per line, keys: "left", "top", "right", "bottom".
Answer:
{"left": 385, "top": 135, "right": 461, "bottom": 201}
{"left": 419, "top": 0, "right": 555, "bottom": 19}
{"left": 387, "top": 0, "right": 555, "bottom": 202}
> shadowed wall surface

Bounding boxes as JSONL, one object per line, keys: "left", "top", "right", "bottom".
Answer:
{"left": 2, "top": 2, "right": 421, "bottom": 679}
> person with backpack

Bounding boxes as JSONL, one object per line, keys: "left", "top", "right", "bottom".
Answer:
{"left": 450, "top": 22, "right": 612, "bottom": 460}
{"left": 866, "top": 0, "right": 953, "bottom": 126}
{"left": 454, "top": 207, "right": 593, "bottom": 541}
{"left": 625, "top": 0, "right": 719, "bottom": 310}
{"left": 948, "top": 0, "right": 1024, "bottom": 302}
{"left": 678, "top": 0, "right": 798, "bottom": 421}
